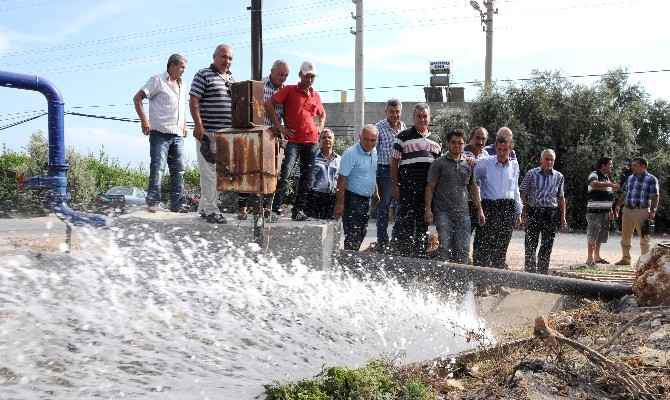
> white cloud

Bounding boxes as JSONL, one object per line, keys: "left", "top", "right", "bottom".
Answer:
{"left": 0, "top": 31, "right": 9, "bottom": 54}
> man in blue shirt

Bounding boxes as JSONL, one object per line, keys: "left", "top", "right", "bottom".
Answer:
{"left": 473, "top": 127, "right": 523, "bottom": 269}
{"left": 334, "top": 125, "right": 380, "bottom": 251}
{"left": 614, "top": 157, "right": 660, "bottom": 265}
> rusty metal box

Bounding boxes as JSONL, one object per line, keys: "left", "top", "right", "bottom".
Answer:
{"left": 231, "top": 80, "right": 266, "bottom": 128}
{"left": 215, "top": 127, "right": 279, "bottom": 194}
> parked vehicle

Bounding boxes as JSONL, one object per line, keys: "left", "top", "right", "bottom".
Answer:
{"left": 96, "top": 186, "right": 146, "bottom": 212}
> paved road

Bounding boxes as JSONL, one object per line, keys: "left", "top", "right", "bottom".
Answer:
{"left": 2, "top": 214, "right": 665, "bottom": 270}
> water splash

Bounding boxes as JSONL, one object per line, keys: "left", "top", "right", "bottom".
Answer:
{"left": 0, "top": 226, "right": 488, "bottom": 399}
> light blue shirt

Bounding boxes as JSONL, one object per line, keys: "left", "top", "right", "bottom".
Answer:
{"left": 474, "top": 156, "right": 523, "bottom": 215}
{"left": 339, "top": 144, "right": 378, "bottom": 197}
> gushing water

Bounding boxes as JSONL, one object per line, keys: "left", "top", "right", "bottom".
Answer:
{"left": 0, "top": 224, "right": 488, "bottom": 399}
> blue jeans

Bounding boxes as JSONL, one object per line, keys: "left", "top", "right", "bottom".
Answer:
{"left": 343, "top": 191, "right": 371, "bottom": 251}
{"left": 146, "top": 131, "right": 184, "bottom": 209}
{"left": 273, "top": 142, "right": 318, "bottom": 215}
{"left": 434, "top": 211, "right": 471, "bottom": 264}
{"left": 376, "top": 164, "right": 394, "bottom": 244}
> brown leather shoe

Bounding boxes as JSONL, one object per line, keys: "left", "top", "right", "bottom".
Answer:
{"left": 614, "top": 258, "right": 631, "bottom": 266}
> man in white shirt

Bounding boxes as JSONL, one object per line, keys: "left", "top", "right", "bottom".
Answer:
{"left": 133, "top": 53, "right": 188, "bottom": 212}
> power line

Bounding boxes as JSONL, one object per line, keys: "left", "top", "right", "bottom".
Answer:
{"left": 0, "top": 0, "right": 349, "bottom": 58}
{"left": 2, "top": 68, "right": 668, "bottom": 128}
{"left": 0, "top": 112, "right": 47, "bottom": 131}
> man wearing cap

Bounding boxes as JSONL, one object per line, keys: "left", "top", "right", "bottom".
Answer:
{"left": 189, "top": 43, "right": 234, "bottom": 224}
{"left": 133, "top": 53, "right": 189, "bottom": 213}
{"left": 266, "top": 61, "right": 326, "bottom": 221}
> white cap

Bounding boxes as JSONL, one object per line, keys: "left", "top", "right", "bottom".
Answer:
{"left": 299, "top": 61, "right": 317, "bottom": 76}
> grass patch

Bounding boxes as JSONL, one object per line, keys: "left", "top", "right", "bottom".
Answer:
{"left": 264, "top": 360, "right": 436, "bottom": 400}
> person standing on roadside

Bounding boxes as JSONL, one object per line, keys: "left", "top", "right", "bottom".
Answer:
{"left": 425, "top": 129, "right": 484, "bottom": 264}
{"left": 238, "top": 59, "right": 290, "bottom": 221}
{"left": 334, "top": 125, "right": 380, "bottom": 251}
{"left": 374, "top": 99, "right": 406, "bottom": 252}
{"left": 520, "top": 149, "right": 567, "bottom": 274}
{"left": 473, "top": 127, "right": 523, "bottom": 269}
{"left": 390, "top": 103, "right": 442, "bottom": 257}
{"left": 133, "top": 53, "right": 189, "bottom": 213}
{"left": 584, "top": 157, "right": 617, "bottom": 266}
{"left": 266, "top": 61, "right": 326, "bottom": 221}
{"left": 614, "top": 157, "right": 660, "bottom": 265}
{"left": 189, "top": 44, "right": 235, "bottom": 224}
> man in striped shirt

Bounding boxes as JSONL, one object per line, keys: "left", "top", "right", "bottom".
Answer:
{"left": 374, "top": 99, "right": 406, "bottom": 251}
{"left": 189, "top": 44, "right": 234, "bottom": 224}
{"left": 585, "top": 157, "right": 617, "bottom": 266}
{"left": 520, "top": 149, "right": 567, "bottom": 274}
{"left": 614, "top": 157, "right": 660, "bottom": 265}
{"left": 390, "top": 103, "right": 442, "bottom": 257}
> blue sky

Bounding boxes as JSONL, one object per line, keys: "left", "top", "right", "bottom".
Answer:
{"left": 1, "top": 0, "right": 669, "bottom": 168}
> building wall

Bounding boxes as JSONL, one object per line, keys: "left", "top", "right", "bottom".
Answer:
{"left": 324, "top": 101, "right": 470, "bottom": 136}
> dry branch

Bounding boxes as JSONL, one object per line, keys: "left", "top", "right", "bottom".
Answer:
{"left": 533, "top": 316, "right": 657, "bottom": 400}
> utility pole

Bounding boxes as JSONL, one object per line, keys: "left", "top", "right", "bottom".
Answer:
{"left": 250, "top": 0, "right": 263, "bottom": 81}
{"left": 470, "top": 0, "right": 496, "bottom": 95}
{"left": 351, "top": 0, "right": 364, "bottom": 134}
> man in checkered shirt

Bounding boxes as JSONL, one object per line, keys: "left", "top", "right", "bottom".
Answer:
{"left": 237, "top": 60, "right": 290, "bottom": 221}
{"left": 614, "top": 157, "right": 660, "bottom": 265}
{"left": 374, "top": 99, "right": 406, "bottom": 251}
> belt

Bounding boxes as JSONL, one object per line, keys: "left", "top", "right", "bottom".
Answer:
{"left": 482, "top": 199, "right": 515, "bottom": 203}
{"left": 346, "top": 190, "right": 371, "bottom": 200}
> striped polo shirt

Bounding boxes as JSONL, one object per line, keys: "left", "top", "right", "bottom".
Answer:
{"left": 392, "top": 126, "right": 441, "bottom": 181}
{"left": 189, "top": 64, "right": 234, "bottom": 131}
{"left": 586, "top": 170, "right": 615, "bottom": 213}
{"left": 520, "top": 167, "right": 564, "bottom": 208}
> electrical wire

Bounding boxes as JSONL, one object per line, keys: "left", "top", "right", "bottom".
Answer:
{"left": 0, "top": 112, "right": 47, "bottom": 131}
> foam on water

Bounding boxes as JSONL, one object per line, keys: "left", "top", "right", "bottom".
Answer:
{"left": 0, "top": 226, "right": 489, "bottom": 399}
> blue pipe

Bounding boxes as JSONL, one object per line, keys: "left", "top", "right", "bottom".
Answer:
{"left": 0, "top": 70, "right": 108, "bottom": 227}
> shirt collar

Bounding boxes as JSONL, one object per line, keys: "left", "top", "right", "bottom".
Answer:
{"left": 210, "top": 64, "right": 230, "bottom": 77}
{"left": 446, "top": 152, "right": 465, "bottom": 161}
{"left": 358, "top": 144, "right": 374, "bottom": 155}
{"left": 540, "top": 167, "right": 554, "bottom": 175}
{"left": 265, "top": 76, "right": 281, "bottom": 90}
{"left": 415, "top": 126, "right": 431, "bottom": 138}
{"left": 162, "top": 72, "right": 181, "bottom": 84}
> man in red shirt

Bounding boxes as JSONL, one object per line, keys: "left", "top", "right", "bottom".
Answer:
{"left": 265, "top": 61, "right": 326, "bottom": 221}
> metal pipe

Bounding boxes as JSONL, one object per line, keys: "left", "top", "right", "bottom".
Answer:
{"left": 338, "top": 251, "right": 632, "bottom": 300}
{"left": 0, "top": 70, "right": 108, "bottom": 227}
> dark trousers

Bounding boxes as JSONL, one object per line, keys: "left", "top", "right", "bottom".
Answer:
{"left": 474, "top": 199, "right": 516, "bottom": 269}
{"left": 392, "top": 179, "right": 428, "bottom": 257}
{"left": 305, "top": 190, "right": 336, "bottom": 219}
{"left": 342, "top": 191, "right": 371, "bottom": 251}
{"left": 376, "top": 164, "right": 394, "bottom": 244}
{"left": 524, "top": 207, "right": 559, "bottom": 274}
{"left": 273, "top": 142, "right": 318, "bottom": 215}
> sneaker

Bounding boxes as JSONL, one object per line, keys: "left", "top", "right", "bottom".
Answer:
{"left": 614, "top": 259, "right": 631, "bottom": 266}
{"left": 292, "top": 210, "right": 309, "bottom": 221}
